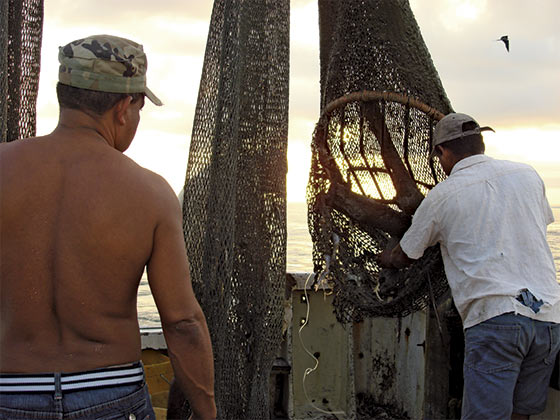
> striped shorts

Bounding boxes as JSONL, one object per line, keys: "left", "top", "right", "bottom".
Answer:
{"left": 0, "top": 362, "right": 155, "bottom": 419}
{"left": 0, "top": 362, "right": 145, "bottom": 393}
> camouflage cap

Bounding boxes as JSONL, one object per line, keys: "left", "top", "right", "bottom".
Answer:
{"left": 58, "top": 34, "right": 162, "bottom": 106}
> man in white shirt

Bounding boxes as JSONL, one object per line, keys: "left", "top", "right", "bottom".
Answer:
{"left": 379, "top": 113, "right": 560, "bottom": 420}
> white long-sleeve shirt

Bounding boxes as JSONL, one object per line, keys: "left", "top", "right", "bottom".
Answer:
{"left": 400, "top": 154, "right": 560, "bottom": 328}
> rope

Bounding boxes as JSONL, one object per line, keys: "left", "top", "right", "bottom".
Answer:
{"left": 298, "top": 272, "right": 346, "bottom": 417}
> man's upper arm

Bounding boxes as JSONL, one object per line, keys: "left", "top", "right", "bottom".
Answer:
{"left": 541, "top": 179, "right": 555, "bottom": 226}
{"left": 146, "top": 183, "right": 201, "bottom": 325}
{"left": 400, "top": 194, "right": 440, "bottom": 260}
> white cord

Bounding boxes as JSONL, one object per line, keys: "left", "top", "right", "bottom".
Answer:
{"left": 297, "top": 272, "right": 346, "bottom": 416}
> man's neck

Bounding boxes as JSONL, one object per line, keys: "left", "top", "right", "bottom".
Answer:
{"left": 450, "top": 153, "right": 487, "bottom": 175}
{"left": 54, "top": 109, "right": 116, "bottom": 148}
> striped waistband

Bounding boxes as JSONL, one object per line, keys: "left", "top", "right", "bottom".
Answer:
{"left": 0, "top": 362, "right": 144, "bottom": 393}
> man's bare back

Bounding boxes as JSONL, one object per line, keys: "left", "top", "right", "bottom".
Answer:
{"left": 1, "top": 34, "right": 215, "bottom": 419}
{"left": 0, "top": 130, "right": 173, "bottom": 372}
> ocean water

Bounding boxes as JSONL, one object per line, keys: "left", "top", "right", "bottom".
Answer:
{"left": 137, "top": 203, "right": 560, "bottom": 327}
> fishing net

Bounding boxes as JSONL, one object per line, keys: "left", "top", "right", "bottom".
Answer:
{"left": 179, "top": 0, "right": 289, "bottom": 419}
{"left": 307, "top": 0, "right": 454, "bottom": 322}
{"left": 0, "top": 0, "right": 43, "bottom": 143}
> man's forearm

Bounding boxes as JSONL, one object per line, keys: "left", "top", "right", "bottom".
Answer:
{"left": 163, "top": 316, "right": 217, "bottom": 420}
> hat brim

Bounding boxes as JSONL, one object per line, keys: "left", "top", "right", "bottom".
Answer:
{"left": 429, "top": 126, "right": 495, "bottom": 159}
{"left": 145, "top": 87, "right": 163, "bottom": 106}
{"left": 479, "top": 126, "right": 495, "bottom": 134}
{"left": 429, "top": 147, "right": 438, "bottom": 159}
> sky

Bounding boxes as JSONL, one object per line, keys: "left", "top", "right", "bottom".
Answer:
{"left": 35, "top": 0, "right": 560, "bottom": 205}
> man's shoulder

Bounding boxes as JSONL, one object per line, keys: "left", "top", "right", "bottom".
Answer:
{"left": 140, "top": 166, "right": 177, "bottom": 202}
{"left": 0, "top": 136, "right": 55, "bottom": 173}
{"left": 489, "top": 157, "right": 534, "bottom": 171}
{"left": 0, "top": 136, "right": 41, "bottom": 153}
{"left": 475, "top": 156, "right": 541, "bottom": 178}
{"left": 486, "top": 158, "right": 543, "bottom": 186}
{"left": 445, "top": 155, "right": 535, "bottom": 185}
{"left": 122, "top": 157, "right": 178, "bottom": 207}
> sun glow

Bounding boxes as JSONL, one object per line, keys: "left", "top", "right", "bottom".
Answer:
{"left": 484, "top": 127, "right": 560, "bottom": 162}
{"left": 287, "top": 141, "right": 312, "bottom": 202}
{"left": 437, "top": 0, "right": 487, "bottom": 31}
{"left": 484, "top": 127, "right": 560, "bottom": 206}
{"left": 456, "top": 1, "right": 483, "bottom": 20}
{"left": 34, "top": 0, "right": 559, "bottom": 209}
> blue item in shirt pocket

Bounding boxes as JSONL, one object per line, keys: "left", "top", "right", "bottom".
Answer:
{"left": 516, "top": 288, "right": 544, "bottom": 313}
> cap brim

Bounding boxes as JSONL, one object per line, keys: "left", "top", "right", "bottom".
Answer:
{"left": 428, "top": 141, "right": 441, "bottom": 159}
{"left": 429, "top": 126, "right": 495, "bottom": 159}
{"left": 429, "top": 149, "right": 437, "bottom": 159}
{"left": 145, "top": 87, "right": 163, "bottom": 106}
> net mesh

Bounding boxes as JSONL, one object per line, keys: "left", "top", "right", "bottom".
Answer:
{"left": 181, "top": 0, "right": 289, "bottom": 418}
{"left": 0, "top": 0, "right": 43, "bottom": 143}
{"left": 307, "top": 0, "right": 454, "bottom": 322}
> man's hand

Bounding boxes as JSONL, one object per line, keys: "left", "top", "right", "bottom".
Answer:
{"left": 378, "top": 247, "right": 395, "bottom": 268}
{"left": 378, "top": 237, "right": 399, "bottom": 268}
{"left": 377, "top": 240, "right": 415, "bottom": 269}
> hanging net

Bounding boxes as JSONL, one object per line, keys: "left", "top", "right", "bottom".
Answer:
{"left": 0, "top": 0, "right": 43, "bottom": 143}
{"left": 180, "top": 0, "right": 289, "bottom": 418}
{"left": 307, "top": 0, "right": 454, "bottom": 322}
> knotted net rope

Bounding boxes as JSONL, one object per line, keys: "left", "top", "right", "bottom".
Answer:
{"left": 0, "top": 0, "right": 43, "bottom": 143}
{"left": 307, "top": 0, "right": 454, "bottom": 322}
{"left": 180, "top": 0, "right": 289, "bottom": 418}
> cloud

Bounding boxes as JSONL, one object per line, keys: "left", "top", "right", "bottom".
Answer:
{"left": 47, "top": 0, "right": 214, "bottom": 25}
{"left": 410, "top": 0, "right": 560, "bottom": 125}
{"left": 291, "top": 0, "right": 319, "bottom": 49}
{"left": 289, "top": 75, "right": 320, "bottom": 121}
{"left": 44, "top": 0, "right": 213, "bottom": 57}
{"left": 42, "top": 0, "right": 559, "bottom": 128}
{"left": 36, "top": 0, "right": 559, "bottom": 203}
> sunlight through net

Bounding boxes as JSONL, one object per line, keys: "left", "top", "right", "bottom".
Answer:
{"left": 307, "top": 0, "right": 454, "bottom": 321}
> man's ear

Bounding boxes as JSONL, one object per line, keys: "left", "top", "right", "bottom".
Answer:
{"left": 114, "top": 96, "right": 133, "bottom": 125}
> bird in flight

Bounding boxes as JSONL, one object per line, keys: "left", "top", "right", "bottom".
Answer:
{"left": 497, "top": 35, "right": 509, "bottom": 52}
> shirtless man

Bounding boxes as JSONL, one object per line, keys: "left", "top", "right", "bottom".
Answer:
{"left": 0, "top": 35, "right": 216, "bottom": 420}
